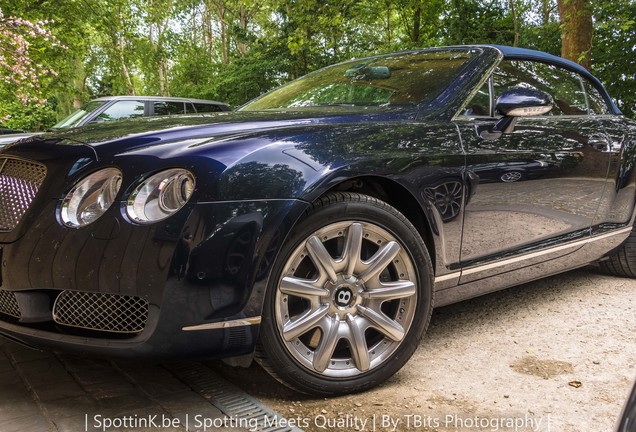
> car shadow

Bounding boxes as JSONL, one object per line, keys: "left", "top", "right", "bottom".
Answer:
{"left": 209, "top": 265, "right": 611, "bottom": 400}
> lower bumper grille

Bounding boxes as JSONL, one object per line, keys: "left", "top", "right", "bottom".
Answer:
{"left": 53, "top": 291, "right": 148, "bottom": 334}
{"left": 0, "top": 289, "right": 21, "bottom": 319}
{"left": 0, "top": 157, "right": 47, "bottom": 232}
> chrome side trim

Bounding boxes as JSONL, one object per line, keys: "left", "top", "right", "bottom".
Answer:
{"left": 463, "top": 227, "right": 631, "bottom": 276}
{"left": 182, "top": 316, "right": 262, "bottom": 331}
{"left": 434, "top": 272, "right": 461, "bottom": 284}
{"left": 435, "top": 227, "right": 632, "bottom": 284}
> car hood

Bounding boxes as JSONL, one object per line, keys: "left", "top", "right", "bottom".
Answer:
{"left": 0, "top": 132, "right": 42, "bottom": 147}
{"left": 6, "top": 109, "right": 416, "bottom": 157}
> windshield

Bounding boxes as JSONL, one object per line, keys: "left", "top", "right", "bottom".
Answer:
{"left": 52, "top": 100, "right": 106, "bottom": 129}
{"left": 241, "top": 49, "right": 478, "bottom": 111}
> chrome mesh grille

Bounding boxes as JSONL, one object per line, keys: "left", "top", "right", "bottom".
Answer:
{"left": 0, "top": 289, "right": 21, "bottom": 319}
{"left": 0, "top": 157, "right": 47, "bottom": 232}
{"left": 53, "top": 291, "right": 148, "bottom": 334}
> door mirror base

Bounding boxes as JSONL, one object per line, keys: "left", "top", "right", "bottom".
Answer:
{"left": 477, "top": 116, "right": 518, "bottom": 140}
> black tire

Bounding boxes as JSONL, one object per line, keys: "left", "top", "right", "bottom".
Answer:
{"left": 600, "top": 226, "right": 636, "bottom": 277}
{"left": 256, "top": 192, "right": 433, "bottom": 396}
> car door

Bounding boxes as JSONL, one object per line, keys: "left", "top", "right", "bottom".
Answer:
{"left": 455, "top": 59, "right": 613, "bottom": 282}
{"left": 577, "top": 79, "right": 636, "bottom": 232}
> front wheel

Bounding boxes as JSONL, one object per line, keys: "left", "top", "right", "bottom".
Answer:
{"left": 256, "top": 192, "right": 433, "bottom": 396}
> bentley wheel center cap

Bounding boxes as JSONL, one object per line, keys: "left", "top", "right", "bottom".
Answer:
{"left": 334, "top": 286, "right": 356, "bottom": 308}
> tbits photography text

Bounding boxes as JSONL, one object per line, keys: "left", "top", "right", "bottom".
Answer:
{"left": 87, "top": 411, "right": 553, "bottom": 431}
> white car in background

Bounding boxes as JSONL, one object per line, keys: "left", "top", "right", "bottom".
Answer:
{"left": 0, "top": 96, "right": 230, "bottom": 147}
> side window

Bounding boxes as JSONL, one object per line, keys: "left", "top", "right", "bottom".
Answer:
{"left": 463, "top": 79, "right": 492, "bottom": 117}
{"left": 185, "top": 103, "right": 196, "bottom": 113}
{"left": 193, "top": 103, "right": 224, "bottom": 113}
{"left": 153, "top": 101, "right": 186, "bottom": 115}
{"left": 493, "top": 61, "right": 588, "bottom": 116}
{"left": 582, "top": 80, "right": 610, "bottom": 115}
{"left": 96, "top": 100, "right": 145, "bottom": 122}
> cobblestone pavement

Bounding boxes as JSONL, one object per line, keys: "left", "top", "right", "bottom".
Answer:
{"left": 2, "top": 268, "right": 635, "bottom": 432}
{"left": 0, "top": 339, "right": 253, "bottom": 432}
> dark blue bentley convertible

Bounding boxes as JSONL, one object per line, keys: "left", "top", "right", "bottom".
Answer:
{"left": 1, "top": 45, "right": 635, "bottom": 396}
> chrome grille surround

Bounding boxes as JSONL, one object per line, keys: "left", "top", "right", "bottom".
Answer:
{"left": 0, "top": 289, "right": 21, "bottom": 319}
{"left": 0, "top": 157, "right": 47, "bottom": 232}
{"left": 53, "top": 291, "right": 149, "bottom": 334}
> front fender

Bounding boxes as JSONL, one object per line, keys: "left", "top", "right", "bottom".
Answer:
{"left": 212, "top": 121, "right": 466, "bottom": 285}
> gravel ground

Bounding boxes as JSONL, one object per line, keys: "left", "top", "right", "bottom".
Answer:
{"left": 213, "top": 266, "right": 636, "bottom": 432}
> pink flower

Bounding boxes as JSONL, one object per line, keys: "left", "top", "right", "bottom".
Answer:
{"left": 0, "top": 8, "right": 65, "bottom": 107}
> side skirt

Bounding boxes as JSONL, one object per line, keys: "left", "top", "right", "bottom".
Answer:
{"left": 434, "top": 227, "right": 631, "bottom": 307}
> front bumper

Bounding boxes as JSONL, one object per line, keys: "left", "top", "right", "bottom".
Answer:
{"left": 0, "top": 280, "right": 261, "bottom": 360}
{"left": 0, "top": 199, "right": 307, "bottom": 360}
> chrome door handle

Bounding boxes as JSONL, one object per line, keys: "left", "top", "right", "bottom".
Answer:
{"left": 588, "top": 136, "right": 609, "bottom": 152}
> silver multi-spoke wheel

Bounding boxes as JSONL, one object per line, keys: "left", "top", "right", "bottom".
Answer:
{"left": 275, "top": 221, "right": 418, "bottom": 377}
{"left": 257, "top": 192, "right": 432, "bottom": 395}
{"left": 500, "top": 171, "right": 523, "bottom": 182}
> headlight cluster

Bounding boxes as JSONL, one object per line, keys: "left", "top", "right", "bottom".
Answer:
{"left": 59, "top": 168, "right": 195, "bottom": 228}
{"left": 126, "top": 169, "right": 195, "bottom": 224}
{"left": 60, "top": 168, "right": 122, "bottom": 228}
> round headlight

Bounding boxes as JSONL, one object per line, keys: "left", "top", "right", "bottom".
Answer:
{"left": 126, "top": 168, "right": 195, "bottom": 224}
{"left": 60, "top": 168, "right": 122, "bottom": 228}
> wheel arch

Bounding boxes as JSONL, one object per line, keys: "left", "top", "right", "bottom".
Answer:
{"left": 311, "top": 175, "right": 437, "bottom": 271}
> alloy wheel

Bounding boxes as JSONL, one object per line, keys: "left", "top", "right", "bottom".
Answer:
{"left": 500, "top": 171, "right": 523, "bottom": 182}
{"left": 274, "top": 221, "right": 418, "bottom": 377}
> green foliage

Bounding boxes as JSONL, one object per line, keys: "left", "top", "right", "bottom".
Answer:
{"left": 1, "top": 0, "right": 635, "bottom": 124}
{"left": 591, "top": 0, "right": 636, "bottom": 118}
{"left": 0, "top": 100, "right": 57, "bottom": 131}
{"left": 442, "top": 0, "right": 516, "bottom": 45}
{"left": 205, "top": 48, "right": 290, "bottom": 107}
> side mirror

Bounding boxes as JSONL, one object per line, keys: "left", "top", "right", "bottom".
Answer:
{"left": 496, "top": 88, "right": 553, "bottom": 117}
{"left": 479, "top": 88, "right": 553, "bottom": 140}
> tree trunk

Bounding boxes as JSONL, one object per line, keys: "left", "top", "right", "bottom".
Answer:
{"left": 151, "top": 21, "right": 169, "bottom": 96}
{"left": 411, "top": 2, "right": 421, "bottom": 44}
{"left": 541, "top": 0, "right": 552, "bottom": 26}
{"left": 220, "top": 22, "right": 228, "bottom": 64}
{"left": 158, "top": 57, "right": 169, "bottom": 96}
{"left": 118, "top": 34, "right": 135, "bottom": 95}
{"left": 117, "top": 7, "right": 135, "bottom": 95}
{"left": 74, "top": 64, "right": 87, "bottom": 109}
{"left": 191, "top": 4, "right": 197, "bottom": 46}
{"left": 385, "top": 0, "right": 391, "bottom": 46}
{"left": 203, "top": 3, "right": 214, "bottom": 58}
{"left": 236, "top": 4, "right": 248, "bottom": 56}
{"left": 557, "top": 0, "right": 593, "bottom": 69}
{"left": 508, "top": 0, "right": 520, "bottom": 47}
{"left": 212, "top": 0, "right": 229, "bottom": 65}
